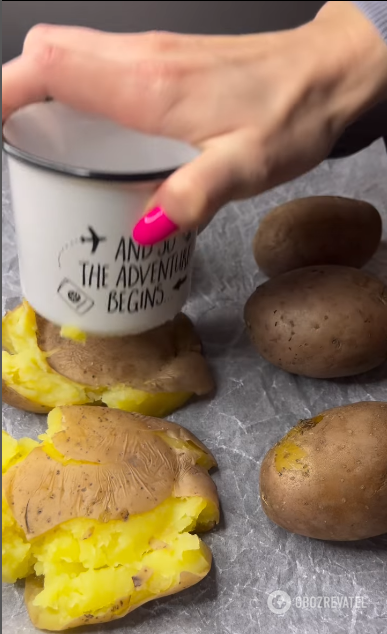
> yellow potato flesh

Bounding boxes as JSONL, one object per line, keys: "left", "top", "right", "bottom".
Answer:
{"left": 274, "top": 415, "right": 324, "bottom": 474}
{"left": 2, "top": 428, "right": 214, "bottom": 630}
{"left": 59, "top": 325, "right": 87, "bottom": 343}
{"left": 2, "top": 431, "right": 39, "bottom": 583}
{"left": 2, "top": 303, "right": 191, "bottom": 416}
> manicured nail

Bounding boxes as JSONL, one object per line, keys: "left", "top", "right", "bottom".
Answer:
{"left": 133, "top": 207, "right": 178, "bottom": 246}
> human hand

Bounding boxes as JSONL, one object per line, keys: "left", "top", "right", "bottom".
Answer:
{"left": 3, "top": 1, "right": 387, "bottom": 245}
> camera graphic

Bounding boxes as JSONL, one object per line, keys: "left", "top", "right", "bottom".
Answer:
{"left": 57, "top": 278, "right": 95, "bottom": 315}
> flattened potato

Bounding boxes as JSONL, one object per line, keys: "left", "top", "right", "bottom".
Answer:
{"left": 253, "top": 196, "right": 382, "bottom": 277}
{"left": 2, "top": 302, "right": 214, "bottom": 416}
{"left": 2, "top": 380, "right": 50, "bottom": 414}
{"left": 2, "top": 406, "right": 219, "bottom": 631}
{"left": 244, "top": 266, "right": 387, "bottom": 378}
{"left": 260, "top": 401, "right": 387, "bottom": 541}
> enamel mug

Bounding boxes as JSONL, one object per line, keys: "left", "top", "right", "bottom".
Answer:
{"left": 3, "top": 102, "right": 199, "bottom": 335}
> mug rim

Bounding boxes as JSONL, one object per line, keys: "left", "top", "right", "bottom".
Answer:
{"left": 2, "top": 134, "right": 178, "bottom": 183}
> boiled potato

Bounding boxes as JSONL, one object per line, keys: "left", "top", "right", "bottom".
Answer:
{"left": 2, "top": 406, "right": 219, "bottom": 631}
{"left": 244, "top": 265, "right": 387, "bottom": 378}
{"left": 2, "top": 301, "right": 214, "bottom": 417}
{"left": 260, "top": 401, "right": 387, "bottom": 541}
{"left": 253, "top": 196, "right": 382, "bottom": 277}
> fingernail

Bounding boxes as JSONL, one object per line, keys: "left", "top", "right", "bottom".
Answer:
{"left": 133, "top": 207, "right": 178, "bottom": 246}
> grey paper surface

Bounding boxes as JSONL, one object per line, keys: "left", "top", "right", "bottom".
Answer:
{"left": 2, "top": 142, "right": 387, "bottom": 634}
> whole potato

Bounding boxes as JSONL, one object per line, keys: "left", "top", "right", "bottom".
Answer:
{"left": 244, "top": 265, "right": 387, "bottom": 378}
{"left": 253, "top": 196, "right": 382, "bottom": 277}
{"left": 260, "top": 401, "right": 387, "bottom": 541}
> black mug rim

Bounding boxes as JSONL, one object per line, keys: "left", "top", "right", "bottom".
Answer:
{"left": 2, "top": 134, "right": 178, "bottom": 182}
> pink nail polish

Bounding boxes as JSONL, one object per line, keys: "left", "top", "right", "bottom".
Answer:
{"left": 133, "top": 207, "right": 178, "bottom": 246}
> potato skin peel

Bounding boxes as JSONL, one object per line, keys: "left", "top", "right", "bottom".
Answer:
{"left": 3, "top": 407, "right": 219, "bottom": 631}
{"left": 36, "top": 311, "right": 213, "bottom": 395}
{"left": 2, "top": 380, "right": 50, "bottom": 414}
{"left": 3, "top": 406, "right": 219, "bottom": 539}
{"left": 25, "top": 569, "right": 210, "bottom": 631}
{"left": 260, "top": 401, "right": 387, "bottom": 541}
{"left": 2, "top": 303, "right": 214, "bottom": 414}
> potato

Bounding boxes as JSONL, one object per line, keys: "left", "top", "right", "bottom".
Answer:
{"left": 260, "top": 401, "right": 387, "bottom": 541}
{"left": 2, "top": 301, "right": 214, "bottom": 417}
{"left": 253, "top": 196, "right": 382, "bottom": 277}
{"left": 244, "top": 265, "right": 387, "bottom": 378}
{"left": 2, "top": 406, "right": 219, "bottom": 631}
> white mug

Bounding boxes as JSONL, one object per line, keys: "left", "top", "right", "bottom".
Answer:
{"left": 3, "top": 102, "right": 199, "bottom": 336}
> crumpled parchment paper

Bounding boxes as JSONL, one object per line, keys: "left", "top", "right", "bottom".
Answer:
{"left": 2, "top": 141, "right": 387, "bottom": 634}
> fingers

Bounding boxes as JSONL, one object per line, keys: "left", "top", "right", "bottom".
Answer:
{"left": 153, "top": 148, "right": 238, "bottom": 228}
{"left": 133, "top": 134, "right": 260, "bottom": 244}
{"left": 3, "top": 26, "right": 182, "bottom": 126}
{"left": 23, "top": 24, "right": 134, "bottom": 61}
{"left": 3, "top": 41, "right": 172, "bottom": 131}
{"left": 3, "top": 45, "right": 118, "bottom": 123}
{"left": 3, "top": 24, "right": 185, "bottom": 131}
{"left": 23, "top": 24, "right": 214, "bottom": 59}
{"left": 2, "top": 57, "right": 46, "bottom": 121}
{"left": 27, "top": 44, "right": 131, "bottom": 122}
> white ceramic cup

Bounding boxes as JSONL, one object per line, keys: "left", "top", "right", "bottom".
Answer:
{"left": 3, "top": 102, "right": 199, "bottom": 336}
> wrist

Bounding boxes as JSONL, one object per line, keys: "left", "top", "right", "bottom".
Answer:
{"left": 306, "top": 1, "right": 387, "bottom": 128}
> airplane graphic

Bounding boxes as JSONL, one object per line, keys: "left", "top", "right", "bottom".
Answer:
{"left": 80, "top": 226, "right": 107, "bottom": 254}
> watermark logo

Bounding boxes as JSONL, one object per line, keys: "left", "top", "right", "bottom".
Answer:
{"left": 267, "top": 591, "right": 368, "bottom": 615}
{"left": 267, "top": 590, "right": 292, "bottom": 615}
{"left": 295, "top": 596, "right": 368, "bottom": 610}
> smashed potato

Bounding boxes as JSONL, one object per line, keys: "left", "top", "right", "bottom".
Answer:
{"left": 2, "top": 302, "right": 214, "bottom": 416}
{"left": 2, "top": 406, "right": 219, "bottom": 631}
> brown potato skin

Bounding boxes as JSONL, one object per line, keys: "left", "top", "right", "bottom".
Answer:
{"left": 4, "top": 407, "right": 219, "bottom": 630}
{"left": 253, "top": 196, "right": 382, "bottom": 277}
{"left": 2, "top": 305, "right": 214, "bottom": 413}
{"left": 260, "top": 401, "right": 387, "bottom": 541}
{"left": 3, "top": 406, "right": 219, "bottom": 540}
{"left": 244, "top": 265, "right": 387, "bottom": 378}
{"left": 25, "top": 567, "right": 210, "bottom": 631}
{"left": 2, "top": 380, "right": 50, "bottom": 414}
{"left": 36, "top": 312, "right": 214, "bottom": 396}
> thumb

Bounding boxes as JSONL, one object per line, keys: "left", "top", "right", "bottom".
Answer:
{"left": 132, "top": 140, "right": 248, "bottom": 246}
